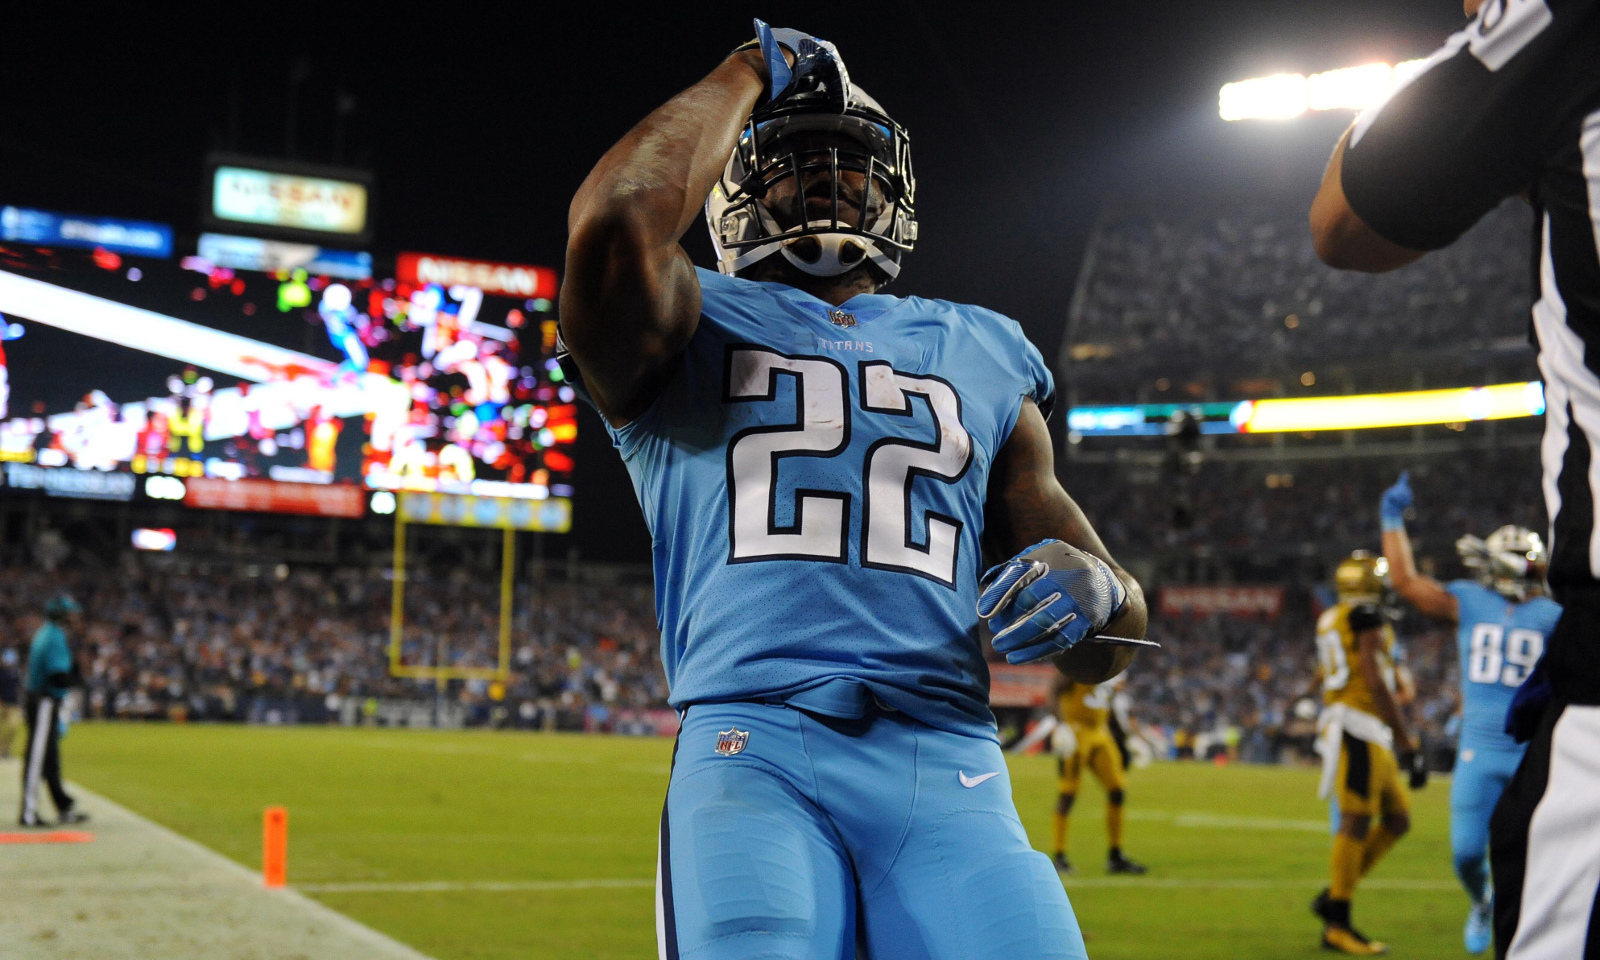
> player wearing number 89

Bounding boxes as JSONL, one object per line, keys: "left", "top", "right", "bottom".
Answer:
{"left": 560, "top": 19, "right": 1146, "bottom": 960}
{"left": 1376, "top": 473, "right": 1560, "bottom": 955}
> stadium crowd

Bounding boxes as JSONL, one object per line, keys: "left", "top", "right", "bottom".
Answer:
{"left": 1069, "top": 194, "right": 1533, "bottom": 371}
{"left": 1071, "top": 448, "right": 1544, "bottom": 570}
{"left": 0, "top": 561, "right": 665, "bottom": 731}
{"left": 0, "top": 544, "right": 1472, "bottom": 760}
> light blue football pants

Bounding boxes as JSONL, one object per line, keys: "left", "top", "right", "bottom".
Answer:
{"left": 1450, "top": 740, "right": 1524, "bottom": 903}
{"left": 657, "top": 701, "right": 1086, "bottom": 960}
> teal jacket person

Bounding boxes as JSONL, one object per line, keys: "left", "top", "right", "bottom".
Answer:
{"left": 27, "top": 595, "right": 81, "bottom": 698}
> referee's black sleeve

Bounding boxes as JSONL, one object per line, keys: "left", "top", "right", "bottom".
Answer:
{"left": 1341, "top": 0, "right": 1600, "bottom": 251}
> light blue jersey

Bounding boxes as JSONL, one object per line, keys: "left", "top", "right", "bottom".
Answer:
{"left": 1447, "top": 580, "right": 1561, "bottom": 748}
{"left": 596, "top": 267, "right": 1052, "bottom": 739}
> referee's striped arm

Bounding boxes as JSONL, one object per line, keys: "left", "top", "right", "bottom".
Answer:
{"left": 1339, "top": 0, "right": 1600, "bottom": 622}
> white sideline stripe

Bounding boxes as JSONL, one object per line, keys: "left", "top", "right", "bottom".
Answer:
{"left": 283, "top": 877, "right": 1457, "bottom": 893}
{"left": 298, "top": 878, "right": 656, "bottom": 894}
{"left": 66, "top": 782, "right": 437, "bottom": 960}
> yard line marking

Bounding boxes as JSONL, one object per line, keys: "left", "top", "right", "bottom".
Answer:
{"left": 296, "top": 879, "right": 656, "bottom": 894}
{"left": 1124, "top": 809, "right": 1330, "bottom": 832}
{"left": 1060, "top": 878, "right": 1458, "bottom": 891}
{"left": 290, "top": 877, "right": 1457, "bottom": 894}
{"left": 1172, "top": 813, "right": 1330, "bottom": 833}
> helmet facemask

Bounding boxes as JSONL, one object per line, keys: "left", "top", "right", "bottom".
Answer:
{"left": 706, "top": 90, "right": 917, "bottom": 284}
{"left": 1458, "top": 525, "right": 1548, "bottom": 601}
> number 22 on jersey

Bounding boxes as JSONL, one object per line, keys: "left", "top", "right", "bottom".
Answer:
{"left": 723, "top": 346, "right": 973, "bottom": 586}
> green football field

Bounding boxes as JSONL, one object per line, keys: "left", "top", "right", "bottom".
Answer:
{"left": 63, "top": 723, "right": 1466, "bottom": 959}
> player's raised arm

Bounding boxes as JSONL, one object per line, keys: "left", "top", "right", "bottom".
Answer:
{"left": 561, "top": 42, "right": 780, "bottom": 425}
{"left": 1377, "top": 472, "right": 1459, "bottom": 622}
{"left": 979, "top": 399, "right": 1149, "bottom": 678}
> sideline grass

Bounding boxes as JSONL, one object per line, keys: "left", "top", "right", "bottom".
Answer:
{"left": 65, "top": 723, "right": 1462, "bottom": 959}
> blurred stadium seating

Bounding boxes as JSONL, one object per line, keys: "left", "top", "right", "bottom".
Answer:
{"left": 0, "top": 557, "right": 666, "bottom": 732}
{"left": 1067, "top": 193, "right": 1537, "bottom": 398}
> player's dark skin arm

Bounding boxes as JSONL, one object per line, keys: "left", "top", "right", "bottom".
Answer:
{"left": 985, "top": 400, "right": 1149, "bottom": 678}
{"left": 1381, "top": 524, "right": 1459, "bottom": 622}
{"left": 1357, "top": 630, "right": 1414, "bottom": 754}
{"left": 561, "top": 50, "right": 774, "bottom": 427}
{"left": 1309, "top": 130, "right": 1428, "bottom": 273}
{"left": 1311, "top": 0, "right": 1492, "bottom": 273}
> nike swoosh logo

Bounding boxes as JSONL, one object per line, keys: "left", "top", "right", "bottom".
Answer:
{"left": 958, "top": 770, "right": 1000, "bottom": 788}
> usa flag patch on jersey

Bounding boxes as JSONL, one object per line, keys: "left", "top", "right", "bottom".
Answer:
{"left": 715, "top": 728, "right": 750, "bottom": 756}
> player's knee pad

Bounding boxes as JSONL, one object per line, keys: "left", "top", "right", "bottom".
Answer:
{"left": 1107, "top": 789, "right": 1125, "bottom": 807}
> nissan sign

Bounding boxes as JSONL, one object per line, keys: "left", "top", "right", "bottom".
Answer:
{"left": 396, "top": 252, "right": 558, "bottom": 300}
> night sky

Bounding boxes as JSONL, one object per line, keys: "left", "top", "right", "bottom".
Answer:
{"left": 2, "top": 3, "right": 1470, "bottom": 562}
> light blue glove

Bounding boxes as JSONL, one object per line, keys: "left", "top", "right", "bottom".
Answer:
{"left": 753, "top": 18, "right": 851, "bottom": 112}
{"left": 976, "top": 540, "right": 1128, "bottom": 665}
{"left": 1380, "top": 471, "right": 1412, "bottom": 532}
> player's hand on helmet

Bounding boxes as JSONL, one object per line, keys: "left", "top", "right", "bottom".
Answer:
{"left": 976, "top": 539, "right": 1128, "bottom": 665}
{"left": 1379, "top": 470, "right": 1412, "bottom": 531}
{"left": 749, "top": 18, "right": 851, "bottom": 112}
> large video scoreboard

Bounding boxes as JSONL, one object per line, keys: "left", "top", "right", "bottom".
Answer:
{"left": 0, "top": 239, "right": 573, "bottom": 528}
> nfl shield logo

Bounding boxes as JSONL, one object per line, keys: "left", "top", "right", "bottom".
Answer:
{"left": 829, "top": 310, "right": 857, "bottom": 328}
{"left": 715, "top": 728, "right": 750, "bottom": 756}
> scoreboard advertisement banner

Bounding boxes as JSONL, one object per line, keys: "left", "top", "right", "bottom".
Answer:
{"left": 988, "top": 664, "right": 1057, "bottom": 709}
{"left": 395, "top": 253, "right": 558, "bottom": 301}
{"left": 203, "top": 155, "right": 373, "bottom": 243}
{"left": 184, "top": 477, "right": 366, "bottom": 518}
{"left": 1158, "top": 585, "right": 1285, "bottom": 618}
{"left": 397, "top": 490, "right": 572, "bottom": 532}
{"left": 0, "top": 238, "right": 573, "bottom": 521}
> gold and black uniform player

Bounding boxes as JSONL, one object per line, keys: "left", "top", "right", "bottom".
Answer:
{"left": 1049, "top": 674, "right": 1146, "bottom": 875}
{"left": 1311, "top": 551, "right": 1414, "bottom": 955}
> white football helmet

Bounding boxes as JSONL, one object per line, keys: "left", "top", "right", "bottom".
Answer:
{"left": 1457, "top": 525, "right": 1548, "bottom": 601}
{"left": 705, "top": 86, "right": 916, "bottom": 283}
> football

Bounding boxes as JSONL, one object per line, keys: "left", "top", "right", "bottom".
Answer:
{"left": 1053, "top": 642, "right": 1137, "bottom": 684}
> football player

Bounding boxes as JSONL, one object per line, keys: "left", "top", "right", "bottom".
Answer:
{"left": 1310, "top": 551, "right": 1415, "bottom": 955}
{"left": 560, "top": 21, "right": 1148, "bottom": 960}
{"left": 1377, "top": 473, "right": 1560, "bottom": 954}
{"left": 1049, "top": 672, "right": 1147, "bottom": 876}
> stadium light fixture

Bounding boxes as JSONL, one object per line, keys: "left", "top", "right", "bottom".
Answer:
{"left": 1306, "top": 63, "right": 1392, "bottom": 111}
{"left": 1220, "top": 58, "right": 1432, "bottom": 121}
{"left": 1219, "top": 74, "right": 1307, "bottom": 122}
